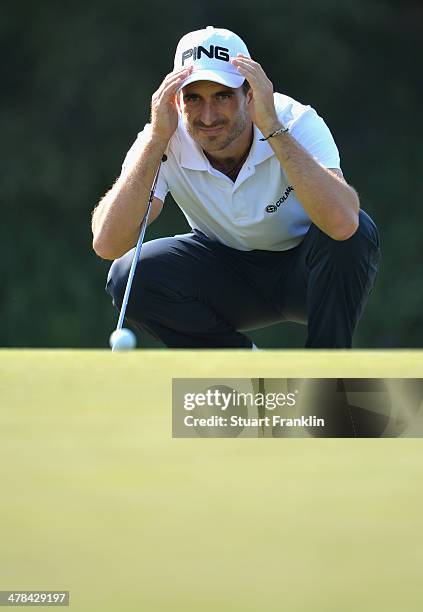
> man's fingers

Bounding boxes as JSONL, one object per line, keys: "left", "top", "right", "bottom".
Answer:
{"left": 231, "top": 57, "right": 270, "bottom": 86}
{"left": 158, "top": 67, "right": 193, "bottom": 96}
{"left": 161, "top": 73, "right": 190, "bottom": 98}
{"left": 232, "top": 61, "right": 259, "bottom": 82}
{"left": 231, "top": 56, "right": 263, "bottom": 74}
{"left": 233, "top": 54, "right": 261, "bottom": 67}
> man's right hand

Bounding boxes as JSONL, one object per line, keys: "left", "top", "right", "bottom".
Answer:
{"left": 150, "top": 66, "right": 193, "bottom": 143}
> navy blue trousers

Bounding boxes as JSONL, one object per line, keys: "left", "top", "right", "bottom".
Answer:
{"left": 106, "top": 210, "right": 380, "bottom": 348}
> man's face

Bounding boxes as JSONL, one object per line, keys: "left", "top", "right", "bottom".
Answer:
{"left": 178, "top": 80, "right": 251, "bottom": 153}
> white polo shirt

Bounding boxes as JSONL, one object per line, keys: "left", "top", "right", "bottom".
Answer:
{"left": 122, "top": 92, "right": 341, "bottom": 251}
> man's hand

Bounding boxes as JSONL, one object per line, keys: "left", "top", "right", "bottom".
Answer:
{"left": 230, "top": 54, "right": 280, "bottom": 136}
{"left": 151, "top": 66, "right": 193, "bottom": 143}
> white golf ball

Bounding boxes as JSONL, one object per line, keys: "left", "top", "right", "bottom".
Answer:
{"left": 109, "top": 328, "right": 137, "bottom": 351}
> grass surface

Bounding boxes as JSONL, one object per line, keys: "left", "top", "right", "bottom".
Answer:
{"left": 0, "top": 350, "right": 422, "bottom": 611}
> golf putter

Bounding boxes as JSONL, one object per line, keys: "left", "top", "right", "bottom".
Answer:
{"left": 114, "top": 154, "right": 167, "bottom": 333}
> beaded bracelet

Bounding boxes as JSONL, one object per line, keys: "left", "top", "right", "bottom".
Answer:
{"left": 259, "top": 126, "right": 289, "bottom": 141}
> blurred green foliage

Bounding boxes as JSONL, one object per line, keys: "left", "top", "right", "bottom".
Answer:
{"left": 2, "top": 0, "right": 422, "bottom": 347}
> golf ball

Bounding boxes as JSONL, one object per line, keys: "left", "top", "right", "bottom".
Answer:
{"left": 109, "top": 328, "right": 137, "bottom": 351}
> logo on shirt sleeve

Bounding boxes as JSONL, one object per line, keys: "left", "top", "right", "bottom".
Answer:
{"left": 265, "top": 185, "right": 293, "bottom": 213}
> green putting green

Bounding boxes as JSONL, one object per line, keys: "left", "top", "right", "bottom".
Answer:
{"left": 0, "top": 350, "right": 422, "bottom": 611}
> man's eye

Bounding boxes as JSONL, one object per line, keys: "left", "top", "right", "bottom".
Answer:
{"left": 217, "top": 94, "right": 231, "bottom": 100}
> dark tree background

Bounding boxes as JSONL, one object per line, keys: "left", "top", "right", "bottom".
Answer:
{"left": 2, "top": 0, "right": 422, "bottom": 348}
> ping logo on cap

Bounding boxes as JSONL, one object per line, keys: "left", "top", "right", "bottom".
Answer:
{"left": 181, "top": 45, "right": 230, "bottom": 66}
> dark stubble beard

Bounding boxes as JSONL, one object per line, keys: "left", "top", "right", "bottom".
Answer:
{"left": 185, "top": 107, "right": 250, "bottom": 152}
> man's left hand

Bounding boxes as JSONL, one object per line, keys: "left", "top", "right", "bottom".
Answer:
{"left": 230, "top": 54, "right": 281, "bottom": 135}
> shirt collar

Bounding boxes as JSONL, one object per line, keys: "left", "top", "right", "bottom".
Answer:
{"left": 177, "top": 117, "right": 276, "bottom": 171}
{"left": 250, "top": 124, "right": 276, "bottom": 165}
{"left": 178, "top": 117, "right": 208, "bottom": 170}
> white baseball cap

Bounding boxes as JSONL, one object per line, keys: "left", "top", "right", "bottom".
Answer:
{"left": 174, "top": 26, "right": 250, "bottom": 91}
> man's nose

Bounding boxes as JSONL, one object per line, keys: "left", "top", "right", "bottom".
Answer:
{"left": 199, "top": 101, "right": 218, "bottom": 126}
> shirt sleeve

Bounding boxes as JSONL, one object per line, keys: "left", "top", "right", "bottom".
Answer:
{"left": 120, "top": 125, "right": 169, "bottom": 203}
{"left": 287, "top": 108, "right": 341, "bottom": 170}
